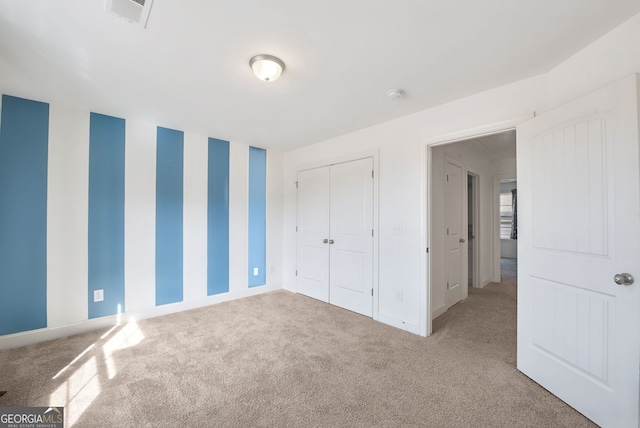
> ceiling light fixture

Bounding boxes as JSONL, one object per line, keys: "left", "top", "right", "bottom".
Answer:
{"left": 249, "top": 54, "right": 285, "bottom": 82}
{"left": 387, "top": 89, "right": 405, "bottom": 100}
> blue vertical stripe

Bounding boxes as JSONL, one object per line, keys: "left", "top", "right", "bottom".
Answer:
{"left": 88, "top": 113, "right": 125, "bottom": 319}
{"left": 248, "top": 146, "right": 266, "bottom": 287}
{"left": 0, "top": 95, "right": 49, "bottom": 335}
{"left": 156, "top": 127, "right": 184, "bottom": 306}
{"left": 207, "top": 138, "right": 229, "bottom": 295}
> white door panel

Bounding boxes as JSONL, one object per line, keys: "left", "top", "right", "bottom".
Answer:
{"left": 444, "top": 159, "right": 466, "bottom": 309}
{"left": 329, "top": 158, "right": 373, "bottom": 317}
{"left": 296, "top": 167, "right": 330, "bottom": 302}
{"left": 517, "top": 75, "right": 640, "bottom": 428}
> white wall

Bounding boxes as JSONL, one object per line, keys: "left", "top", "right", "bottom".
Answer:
{"left": 266, "top": 151, "right": 284, "bottom": 287}
{"left": 124, "top": 120, "right": 157, "bottom": 310}
{"left": 547, "top": 13, "right": 640, "bottom": 109}
{"left": 282, "top": 11, "right": 640, "bottom": 336}
{"left": 282, "top": 76, "right": 546, "bottom": 335}
{"left": 47, "top": 105, "right": 90, "bottom": 328}
{"left": 501, "top": 238, "right": 517, "bottom": 259}
{"left": 182, "top": 131, "right": 209, "bottom": 301}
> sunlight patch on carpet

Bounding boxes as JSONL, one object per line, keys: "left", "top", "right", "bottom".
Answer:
{"left": 50, "top": 356, "right": 101, "bottom": 427}
{"left": 47, "top": 320, "right": 146, "bottom": 426}
{"left": 52, "top": 344, "right": 96, "bottom": 380}
{"left": 102, "top": 320, "right": 145, "bottom": 379}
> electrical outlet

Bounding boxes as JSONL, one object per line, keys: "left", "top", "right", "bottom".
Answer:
{"left": 94, "top": 289, "right": 104, "bottom": 302}
{"left": 395, "top": 291, "right": 403, "bottom": 302}
{"left": 392, "top": 224, "right": 403, "bottom": 235}
{"left": 270, "top": 265, "right": 275, "bottom": 274}
{"left": 253, "top": 267, "right": 259, "bottom": 276}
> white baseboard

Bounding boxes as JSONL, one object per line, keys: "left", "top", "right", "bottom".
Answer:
{"left": 0, "top": 283, "right": 282, "bottom": 351}
{"left": 282, "top": 281, "right": 296, "bottom": 292}
{"left": 377, "top": 312, "right": 420, "bottom": 335}
{"left": 431, "top": 305, "right": 447, "bottom": 320}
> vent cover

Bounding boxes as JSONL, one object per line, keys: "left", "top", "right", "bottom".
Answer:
{"left": 105, "top": 0, "right": 153, "bottom": 28}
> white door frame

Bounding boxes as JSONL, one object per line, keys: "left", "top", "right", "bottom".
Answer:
{"left": 467, "top": 170, "right": 480, "bottom": 289}
{"left": 295, "top": 148, "right": 380, "bottom": 321}
{"left": 420, "top": 114, "right": 533, "bottom": 336}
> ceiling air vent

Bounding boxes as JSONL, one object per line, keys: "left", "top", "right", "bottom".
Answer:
{"left": 105, "top": 0, "right": 154, "bottom": 28}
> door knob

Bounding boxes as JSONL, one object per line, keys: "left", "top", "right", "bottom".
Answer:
{"left": 329, "top": 239, "right": 335, "bottom": 244}
{"left": 459, "top": 238, "right": 466, "bottom": 243}
{"left": 614, "top": 273, "right": 634, "bottom": 286}
{"left": 323, "top": 239, "right": 328, "bottom": 244}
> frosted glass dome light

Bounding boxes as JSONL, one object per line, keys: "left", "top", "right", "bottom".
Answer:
{"left": 249, "top": 54, "right": 285, "bottom": 82}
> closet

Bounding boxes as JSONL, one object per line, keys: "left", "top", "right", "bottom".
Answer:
{"left": 296, "top": 157, "right": 373, "bottom": 316}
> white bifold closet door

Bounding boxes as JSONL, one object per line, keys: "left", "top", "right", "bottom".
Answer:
{"left": 296, "top": 157, "right": 373, "bottom": 317}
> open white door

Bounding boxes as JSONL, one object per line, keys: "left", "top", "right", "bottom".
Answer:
{"left": 444, "top": 159, "right": 467, "bottom": 308}
{"left": 517, "top": 75, "right": 640, "bottom": 428}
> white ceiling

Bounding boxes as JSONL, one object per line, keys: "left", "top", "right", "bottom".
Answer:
{"left": 1, "top": 1, "right": 638, "bottom": 152}
{"left": 464, "top": 130, "right": 517, "bottom": 161}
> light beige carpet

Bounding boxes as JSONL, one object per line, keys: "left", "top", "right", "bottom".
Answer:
{"left": 0, "top": 261, "right": 596, "bottom": 427}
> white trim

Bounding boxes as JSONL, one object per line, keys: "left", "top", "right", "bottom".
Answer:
{"left": 372, "top": 152, "right": 380, "bottom": 322}
{"left": 422, "top": 114, "right": 534, "bottom": 146}
{"left": 467, "top": 170, "right": 481, "bottom": 289}
{"left": 419, "top": 142, "right": 429, "bottom": 336}
{"left": 431, "top": 305, "right": 447, "bottom": 320}
{"left": 378, "top": 312, "right": 420, "bottom": 335}
{"left": 0, "top": 283, "right": 282, "bottom": 351}
{"left": 420, "top": 113, "right": 533, "bottom": 336}
{"left": 295, "top": 148, "right": 379, "bottom": 173}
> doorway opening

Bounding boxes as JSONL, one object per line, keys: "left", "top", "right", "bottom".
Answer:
{"left": 498, "top": 178, "right": 518, "bottom": 282}
{"left": 467, "top": 172, "right": 479, "bottom": 288}
{"left": 429, "top": 129, "right": 516, "bottom": 320}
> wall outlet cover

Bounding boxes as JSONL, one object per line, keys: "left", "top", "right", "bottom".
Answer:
{"left": 94, "top": 289, "right": 104, "bottom": 302}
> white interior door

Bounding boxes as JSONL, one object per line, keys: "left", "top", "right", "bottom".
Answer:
{"left": 517, "top": 75, "right": 640, "bottom": 428}
{"left": 444, "top": 159, "right": 467, "bottom": 309}
{"left": 296, "top": 166, "right": 330, "bottom": 302}
{"left": 329, "top": 158, "right": 374, "bottom": 317}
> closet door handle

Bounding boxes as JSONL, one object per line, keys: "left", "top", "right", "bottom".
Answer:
{"left": 323, "top": 239, "right": 328, "bottom": 244}
{"left": 329, "top": 239, "right": 335, "bottom": 244}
